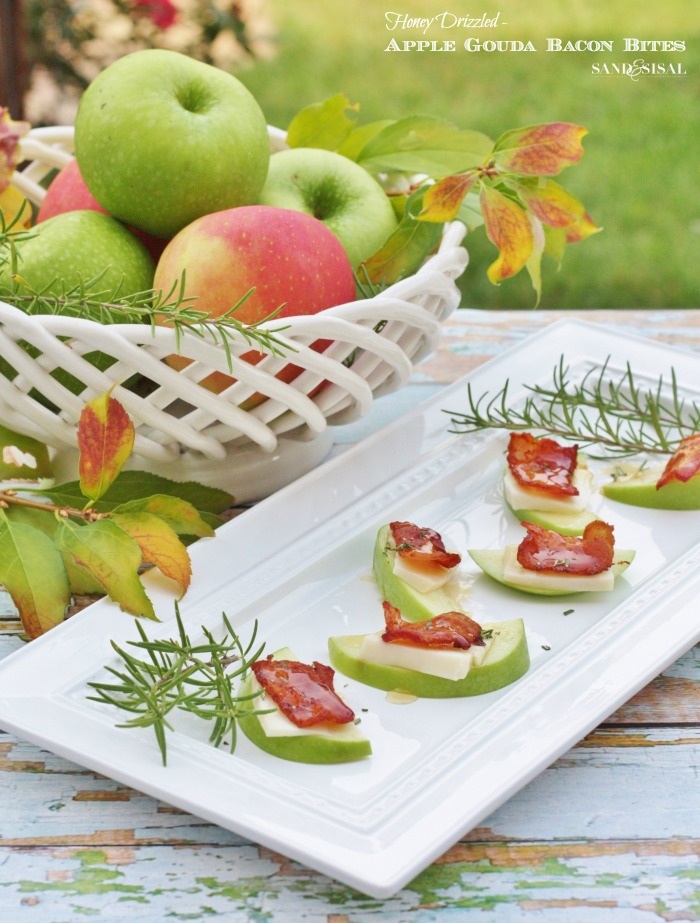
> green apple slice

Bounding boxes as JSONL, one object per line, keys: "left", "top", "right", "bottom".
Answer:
{"left": 601, "top": 467, "right": 700, "bottom": 510}
{"left": 373, "top": 524, "right": 463, "bottom": 621}
{"left": 467, "top": 548, "right": 635, "bottom": 596}
{"left": 237, "top": 647, "right": 371, "bottom": 764}
{"left": 328, "top": 619, "right": 529, "bottom": 698}
{"left": 507, "top": 503, "right": 599, "bottom": 536}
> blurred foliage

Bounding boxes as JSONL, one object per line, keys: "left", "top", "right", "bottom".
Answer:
{"left": 22, "top": 0, "right": 259, "bottom": 123}
{"left": 238, "top": 0, "right": 698, "bottom": 311}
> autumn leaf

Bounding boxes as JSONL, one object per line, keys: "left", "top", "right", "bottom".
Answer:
{"left": 0, "top": 513, "right": 69, "bottom": 638}
{"left": 55, "top": 518, "right": 157, "bottom": 620}
{"left": 111, "top": 512, "right": 192, "bottom": 598}
{"left": 77, "top": 392, "right": 135, "bottom": 502}
{"left": 417, "top": 171, "right": 477, "bottom": 223}
{"left": 286, "top": 93, "right": 360, "bottom": 150}
{"left": 359, "top": 185, "right": 443, "bottom": 286}
{"left": 0, "top": 108, "right": 30, "bottom": 193}
{"left": 112, "top": 494, "right": 215, "bottom": 538}
{"left": 492, "top": 123, "right": 588, "bottom": 176}
{"left": 479, "top": 185, "right": 534, "bottom": 284}
{"left": 509, "top": 178, "right": 601, "bottom": 241}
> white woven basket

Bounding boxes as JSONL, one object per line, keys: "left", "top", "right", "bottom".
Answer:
{"left": 3, "top": 126, "right": 468, "bottom": 500}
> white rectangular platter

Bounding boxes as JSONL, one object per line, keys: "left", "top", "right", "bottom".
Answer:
{"left": 0, "top": 319, "right": 699, "bottom": 899}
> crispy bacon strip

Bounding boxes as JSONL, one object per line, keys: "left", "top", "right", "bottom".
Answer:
{"left": 517, "top": 520, "right": 615, "bottom": 575}
{"left": 657, "top": 434, "right": 700, "bottom": 489}
{"left": 252, "top": 657, "right": 354, "bottom": 728}
{"left": 507, "top": 432, "right": 579, "bottom": 497}
{"left": 381, "top": 600, "right": 484, "bottom": 649}
{"left": 389, "top": 521, "right": 461, "bottom": 568}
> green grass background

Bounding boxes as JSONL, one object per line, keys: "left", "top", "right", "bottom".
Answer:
{"left": 237, "top": 0, "right": 698, "bottom": 310}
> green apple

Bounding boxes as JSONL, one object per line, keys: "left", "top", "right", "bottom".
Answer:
{"left": 601, "top": 466, "right": 700, "bottom": 510}
{"left": 328, "top": 619, "right": 529, "bottom": 697}
{"left": 467, "top": 547, "right": 635, "bottom": 596}
{"left": 258, "top": 147, "right": 398, "bottom": 269}
{"left": 237, "top": 648, "right": 371, "bottom": 764}
{"left": 373, "top": 523, "right": 462, "bottom": 622}
{"left": 74, "top": 49, "right": 270, "bottom": 239}
{"left": 0, "top": 210, "right": 155, "bottom": 301}
{"left": 507, "top": 503, "right": 599, "bottom": 536}
{"left": 0, "top": 424, "right": 52, "bottom": 480}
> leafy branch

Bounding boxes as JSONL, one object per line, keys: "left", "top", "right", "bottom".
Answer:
{"left": 285, "top": 95, "right": 599, "bottom": 303}
{"left": 88, "top": 604, "right": 265, "bottom": 765}
{"left": 447, "top": 357, "right": 700, "bottom": 459}
{"left": 0, "top": 392, "right": 233, "bottom": 639}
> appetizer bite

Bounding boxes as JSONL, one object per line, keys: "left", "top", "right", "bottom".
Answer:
{"left": 504, "top": 432, "right": 598, "bottom": 535}
{"left": 329, "top": 601, "right": 529, "bottom": 698}
{"left": 602, "top": 434, "right": 700, "bottom": 509}
{"left": 469, "top": 519, "right": 635, "bottom": 596}
{"left": 238, "top": 649, "right": 371, "bottom": 763}
{"left": 373, "top": 521, "right": 464, "bottom": 621}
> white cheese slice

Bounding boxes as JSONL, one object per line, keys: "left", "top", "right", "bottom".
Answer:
{"left": 250, "top": 677, "right": 366, "bottom": 741}
{"left": 392, "top": 553, "right": 452, "bottom": 593}
{"left": 503, "top": 464, "right": 594, "bottom": 514}
{"left": 502, "top": 544, "right": 614, "bottom": 591}
{"left": 358, "top": 631, "right": 491, "bottom": 681}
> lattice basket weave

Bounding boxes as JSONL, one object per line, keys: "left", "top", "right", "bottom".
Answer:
{"left": 3, "top": 126, "right": 468, "bottom": 499}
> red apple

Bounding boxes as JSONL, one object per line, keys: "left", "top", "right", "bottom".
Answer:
{"left": 154, "top": 205, "right": 356, "bottom": 404}
{"left": 37, "top": 159, "right": 168, "bottom": 262}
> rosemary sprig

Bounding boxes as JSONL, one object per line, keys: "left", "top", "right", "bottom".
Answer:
{"left": 0, "top": 221, "right": 292, "bottom": 366}
{"left": 87, "top": 604, "right": 265, "bottom": 765}
{"left": 447, "top": 356, "right": 700, "bottom": 459}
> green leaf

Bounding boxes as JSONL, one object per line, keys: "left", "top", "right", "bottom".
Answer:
{"left": 337, "top": 119, "right": 395, "bottom": 161}
{"left": 0, "top": 513, "right": 69, "bottom": 638}
{"left": 286, "top": 93, "right": 360, "bottom": 150}
{"left": 456, "top": 190, "right": 485, "bottom": 232}
{"left": 39, "top": 471, "right": 234, "bottom": 515}
{"left": 3, "top": 504, "right": 104, "bottom": 594}
{"left": 112, "top": 495, "right": 215, "bottom": 538}
{"left": 543, "top": 225, "right": 568, "bottom": 265}
{"left": 525, "top": 215, "right": 546, "bottom": 307}
{"left": 359, "top": 185, "right": 444, "bottom": 286}
{"left": 0, "top": 423, "right": 53, "bottom": 480}
{"left": 356, "top": 117, "right": 493, "bottom": 177}
{"left": 55, "top": 518, "right": 157, "bottom": 620}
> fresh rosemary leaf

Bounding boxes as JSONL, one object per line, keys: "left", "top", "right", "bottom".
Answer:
{"left": 447, "top": 356, "right": 699, "bottom": 458}
{"left": 88, "top": 603, "right": 263, "bottom": 766}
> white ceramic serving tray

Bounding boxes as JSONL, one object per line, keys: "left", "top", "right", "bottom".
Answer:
{"left": 0, "top": 319, "right": 699, "bottom": 899}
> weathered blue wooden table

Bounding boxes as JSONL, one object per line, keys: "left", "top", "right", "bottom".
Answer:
{"left": 1, "top": 309, "right": 699, "bottom": 921}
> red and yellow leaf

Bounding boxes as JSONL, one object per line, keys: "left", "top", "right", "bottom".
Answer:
{"left": 112, "top": 494, "right": 215, "bottom": 537}
{"left": 0, "top": 108, "right": 30, "bottom": 193}
{"left": 513, "top": 178, "right": 601, "bottom": 242}
{"left": 112, "top": 512, "right": 192, "bottom": 597}
{"left": 78, "top": 392, "right": 135, "bottom": 502}
{"left": 480, "top": 185, "right": 533, "bottom": 284}
{"left": 418, "top": 171, "right": 477, "bottom": 223}
{"left": 493, "top": 123, "right": 588, "bottom": 176}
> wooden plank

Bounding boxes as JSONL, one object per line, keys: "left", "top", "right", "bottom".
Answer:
{"left": 0, "top": 839, "right": 699, "bottom": 920}
{"left": 0, "top": 727, "right": 699, "bottom": 847}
